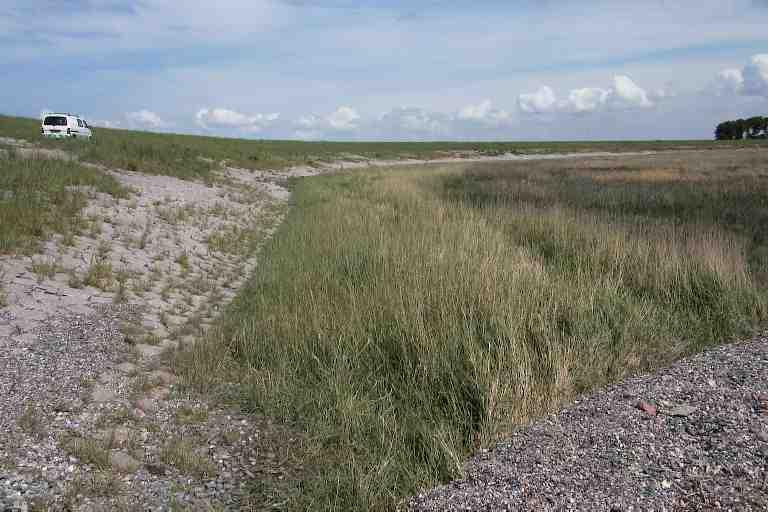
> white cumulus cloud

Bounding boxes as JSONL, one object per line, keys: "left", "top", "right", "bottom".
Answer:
{"left": 378, "top": 107, "right": 448, "bottom": 137}
{"left": 326, "top": 106, "right": 360, "bottom": 130}
{"left": 195, "top": 107, "right": 279, "bottom": 132}
{"left": 742, "top": 54, "right": 768, "bottom": 97}
{"left": 714, "top": 68, "right": 745, "bottom": 94}
{"left": 457, "top": 100, "right": 512, "bottom": 124}
{"left": 126, "top": 109, "right": 166, "bottom": 128}
{"left": 518, "top": 86, "right": 559, "bottom": 114}
{"left": 611, "top": 75, "right": 653, "bottom": 108}
{"left": 518, "top": 76, "right": 656, "bottom": 115}
{"left": 566, "top": 88, "right": 611, "bottom": 113}
{"left": 713, "top": 54, "right": 768, "bottom": 97}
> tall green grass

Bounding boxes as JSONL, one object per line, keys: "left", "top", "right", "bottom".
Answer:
{"left": 0, "top": 150, "right": 128, "bottom": 254}
{"left": 176, "top": 154, "right": 766, "bottom": 510}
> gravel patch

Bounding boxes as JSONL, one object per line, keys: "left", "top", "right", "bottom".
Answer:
{"left": 0, "top": 307, "right": 132, "bottom": 509}
{"left": 409, "top": 335, "right": 768, "bottom": 511}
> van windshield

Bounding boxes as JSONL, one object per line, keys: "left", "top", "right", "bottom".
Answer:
{"left": 43, "top": 116, "right": 68, "bottom": 126}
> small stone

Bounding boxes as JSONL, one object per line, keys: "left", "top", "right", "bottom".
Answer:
{"left": 90, "top": 385, "right": 116, "bottom": 403}
{"left": 636, "top": 400, "right": 657, "bottom": 417}
{"left": 53, "top": 399, "right": 84, "bottom": 413}
{"left": 134, "top": 343, "right": 163, "bottom": 359}
{"left": 97, "top": 371, "right": 116, "bottom": 384}
{"left": 160, "top": 339, "right": 179, "bottom": 351}
{"left": 148, "top": 369, "right": 177, "bottom": 385}
{"left": 665, "top": 405, "right": 697, "bottom": 417}
{"left": 131, "top": 408, "right": 146, "bottom": 419}
{"left": 116, "top": 362, "right": 138, "bottom": 374}
{"left": 757, "top": 430, "right": 768, "bottom": 443}
{"left": 145, "top": 462, "right": 167, "bottom": 476}
{"left": 111, "top": 451, "right": 139, "bottom": 473}
{"left": 135, "top": 398, "right": 158, "bottom": 413}
{"left": 754, "top": 393, "right": 768, "bottom": 414}
{"left": 99, "top": 427, "right": 131, "bottom": 448}
{"left": 661, "top": 480, "right": 672, "bottom": 489}
{"left": 149, "top": 387, "right": 170, "bottom": 400}
{"left": 8, "top": 497, "right": 27, "bottom": 512}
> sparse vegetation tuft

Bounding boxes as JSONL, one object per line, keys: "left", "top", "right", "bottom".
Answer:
{"left": 206, "top": 224, "right": 259, "bottom": 254}
{"left": 174, "top": 406, "right": 209, "bottom": 425}
{"left": 160, "top": 438, "right": 217, "bottom": 479}
{"left": 0, "top": 269, "right": 7, "bottom": 307}
{"left": 62, "top": 436, "right": 111, "bottom": 470}
{"left": 83, "top": 254, "right": 114, "bottom": 290}
{"left": 67, "top": 471, "right": 123, "bottom": 498}
{"left": 30, "top": 257, "right": 59, "bottom": 282}
{"left": 18, "top": 406, "right": 45, "bottom": 439}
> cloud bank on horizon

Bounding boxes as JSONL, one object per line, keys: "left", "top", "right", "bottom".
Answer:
{"left": 2, "top": 1, "right": 768, "bottom": 140}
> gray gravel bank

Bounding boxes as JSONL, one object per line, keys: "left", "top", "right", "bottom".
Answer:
{"left": 409, "top": 335, "right": 768, "bottom": 511}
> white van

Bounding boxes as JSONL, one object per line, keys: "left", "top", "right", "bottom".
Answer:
{"left": 41, "top": 113, "right": 92, "bottom": 139}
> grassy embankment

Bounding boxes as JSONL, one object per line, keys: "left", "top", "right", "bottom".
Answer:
{"left": 175, "top": 149, "right": 768, "bottom": 510}
{"left": 1, "top": 114, "right": 762, "bottom": 181}
{"left": 0, "top": 150, "right": 128, "bottom": 255}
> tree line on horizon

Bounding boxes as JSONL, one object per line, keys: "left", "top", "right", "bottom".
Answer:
{"left": 715, "top": 116, "right": 768, "bottom": 140}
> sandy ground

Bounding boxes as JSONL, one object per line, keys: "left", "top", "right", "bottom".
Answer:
{"left": 0, "top": 149, "right": 305, "bottom": 509}
{"left": 0, "top": 165, "right": 283, "bottom": 351}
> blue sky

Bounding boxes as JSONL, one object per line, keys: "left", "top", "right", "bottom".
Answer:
{"left": 2, "top": 0, "right": 768, "bottom": 140}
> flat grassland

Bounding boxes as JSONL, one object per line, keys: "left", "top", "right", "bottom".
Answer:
{"left": 1, "top": 114, "right": 761, "bottom": 180}
{"left": 174, "top": 147, "right": 768, "bottom": 510}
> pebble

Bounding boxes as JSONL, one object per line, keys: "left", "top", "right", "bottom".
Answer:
{"left": 636, "top": 400, "right": 657, "bottom": 417}
{"left": 134, "top": 343, "right": 163, "bottom": 359}
{"left": 53, "top": 398, "right": 83, "bottom": 413}
{"left": 135, "top": 398, "right": 158, "bottom": 413}
{"left": 160, "top": 339, "right": 179, "bottom": 351}
{"left": 148, "top": 369, "right": 177, "bottom": 386}
{"left": 90, "top": 385, "right": 116, "bottom": 403}
{"left": 664, "top": 404, "right": 697, "bottom": 417}
{"left": 110, "top": 451, "right": 139, "bottom": 473}
{"left": 116, "top": 362, "right": 138, "bottom": 373}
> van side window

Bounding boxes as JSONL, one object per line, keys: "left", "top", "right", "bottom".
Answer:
{"left": 83, "top": 120, "right": 89, "bottom": 128}
{"left": 77, "top": 119, "right": 83, "bottom": 128}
